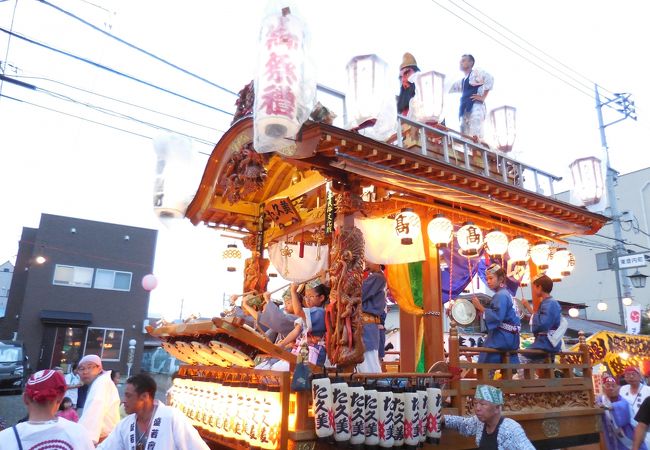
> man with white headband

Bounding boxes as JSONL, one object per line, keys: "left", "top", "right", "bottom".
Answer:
{"left": 442, "top": 384, "right": 534, "bottom": 449}
{"left": 77, "top": 354, "right": 121, "bottom": 444}
{"left": 0, "top": 370, "right": 94, "bottom": 449}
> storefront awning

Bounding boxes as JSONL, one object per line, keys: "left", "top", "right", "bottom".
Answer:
{"left": 40, "top": 310, "right": 93, "bottom": 326}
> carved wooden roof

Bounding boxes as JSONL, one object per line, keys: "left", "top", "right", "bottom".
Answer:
{"left": 186, "top": 117, "right": 607, "bottom": 241}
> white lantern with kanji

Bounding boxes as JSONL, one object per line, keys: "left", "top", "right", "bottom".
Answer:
{"left": 254, "top": 8, "right": 315, "bottom": 155}
{"left": 569, "top": 157, "right": 604, "bottom": 206}
{"left": 485, "top": 230, "right": 509, "bottom": 256}
{"left": 490, "top": 106, "right": 517, "bottom": 153}
{"left": 550, "top": 248, "right": 573, "bottom": 276}
{"left": 395, "top": 208, "right": 421, "bottom": 245}
{"left": 427, "top": 215, "right": 453, "bottom": 246}
{"left": 530, "top": 242, "right": 551, "bottom": 270}
{"left": 457, "top": 223, "right": 483, "bottom": 257}
{"left": 411, "top": 70, "right": 446, "bottom": 124}
{"left": 507, "top": 237, "right": 530, "bottom": 266}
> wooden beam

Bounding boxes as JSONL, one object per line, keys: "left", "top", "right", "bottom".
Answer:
{"left": 266, "top": 171, "right": 327, "bottom": 203}
{"left": 207, "top": 197, "right": 259, "bottom": 217}
{"left": 399, "top": 309, "right": 418, "bottom": 372}
{"left": 421, "top": 215, "right": 445, "bottom": 370}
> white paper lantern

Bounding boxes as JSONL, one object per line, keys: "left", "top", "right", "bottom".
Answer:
{"left": 412, "top": 70, "right": 446, "bottom": 124}
{"left": 519, "top": 265, "right": 531, "bottom": 287}
{"left": 152, "top": 134, "right": 196, "bottom": 221}
{"left": 570, "top": 157, "right": 604, "bottom": 206}
{"left": 457, "top": 223, "right": 483, "bottom": 257}
{"left": 141, "top": 274, "right": 158, "bottom": 291}
{"left": 550, "top": 248, "right": 571, "bottom": 276}
{"left": 395, "top": 208, "right": 421, "bottom": 245}
{"left": 346, "top": 54, "right": 389, "bottom": 128}
{"left": 427, "top": 215, "right": 453, "bottom": 246}
{"left": 622, "top": 297, "right": 633, "bottom": 306}
{"left": 564, "top": 251, "right": 576, "bottom": 276}
{"left": 597, "top": 301, "right": 608, "bottom": 312}
{"left": 546, "top": 265, "right": 563, "bottom": 282}
{"left": 530, "top": 242, "right": 551, "bottom": 270}
{"left": 490, "top": 105, "right": 517, "bottom": 153}
{"left": 254, "top": 8, "right": 314, "bottom": 154}
{"left": 223, "top": 243, "right": 243, "bottom": 272}
{"left": 507, "top": 236, "right": 530, "bottom": 265}
{"left": 485, "top": 230, "right": 509, "bottom": 256}
{"left": 568, "top": 307, "right": 579, "bottom": 318}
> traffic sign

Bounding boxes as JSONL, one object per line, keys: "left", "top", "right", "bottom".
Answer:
{"left": 618, "top": 253, "right": 647, "bottom": 269}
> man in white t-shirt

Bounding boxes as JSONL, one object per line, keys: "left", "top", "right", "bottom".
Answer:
{"left": 621, "top": 366, "right": 650, "bottom": 449}
{"left": 0, "top": 369, "right": 94, "bottom": 449}
{"left": 98, "top": 373, "right": 209, "bottom": 450}
{"left": 78, "top": 354, "right": 121, "bottom": 444}
{"left": 65, "top": 362, "right": 82, "bottom": 407}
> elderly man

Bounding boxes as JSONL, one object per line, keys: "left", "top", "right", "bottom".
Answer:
{"left": 621, "top": 366, "right": 650, "bottom": 449}
{"left": 78, "top": 354, "right": 121, "bottom": 444}
{"left": 449, "top": 54, "right": 494, "bottom": 140}
{"left": 0, "top": 370, "right": 94, "bottom": 449}
{"left": 443, "top": 385, "right": 534, "bottom": 449}
{"left": 597, "top": 374, "right": 647, "bottom": 450}
{"left": 99, "top": 373, "right": 209, "bottom": 450}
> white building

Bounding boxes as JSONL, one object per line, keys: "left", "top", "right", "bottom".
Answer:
{"left": 0, "top": 261, "right": 14, "bottom": 318}
{"left": 552, "top": 167, "right": 650, "bottom": 325}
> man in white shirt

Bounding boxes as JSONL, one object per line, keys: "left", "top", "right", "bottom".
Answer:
{"left": 65, "top": 362, "right": 82, "bottom": 408}
{"left": 621, "top": 366, "right": 650, "bottom": 449}
{"left": 78, "top": 354, "right": 121, "bottom": 444}
{"left": 0, "top": 369, "right": 94, "bottom": 449}
{"left": 99, "top": 373, "right": 210, "bottom": 450}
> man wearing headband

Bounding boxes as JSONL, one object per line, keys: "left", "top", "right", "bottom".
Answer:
{"left": 442, "top": 384, "right": 534, "bottom": 449}
{"left": 521, "top": 274, "right": 563, "bottom": 363}
{"left": 0, "top": 370, "right": 94, "bottom": 449}
{"left": 98, "top": 373, "right": 209, "bottom": 450}
{"left": 471, "top": 264, "right": 521, "bottom": 366}
{"left": 77, "top": 354, "right": 121, "bottom": 444}
{"left": 597, "top": 374, "right": 647, "bottom": 450}
{"left": 621, "top": 366, "right": 650, "bottom": 449}
{"left": 357, "top": 261, "right": 387, "bottom": 373}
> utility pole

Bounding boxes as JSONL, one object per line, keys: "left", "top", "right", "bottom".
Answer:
{"left": 595, "top": 84, "right": 637, "bottom": 325}
{"left": 179, "top": 298, "right": 185, "bottom": 321}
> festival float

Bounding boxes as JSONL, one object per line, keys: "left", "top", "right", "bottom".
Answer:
{"left": 147, "top": 6, "right": 610, "bottom": 449}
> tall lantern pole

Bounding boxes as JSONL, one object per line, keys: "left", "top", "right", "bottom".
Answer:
{"left": 595, "top": 84, "right": 636, "bottom": 325}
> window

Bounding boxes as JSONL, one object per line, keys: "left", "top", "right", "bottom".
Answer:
{"left": 53, "top": 265, "right": 94, "bottom": 288}
{"left": 83, "top": 327, "right": 124, "bottom": 361}
{"left": 94, "top": 269, "right": 132, "bottom": 291}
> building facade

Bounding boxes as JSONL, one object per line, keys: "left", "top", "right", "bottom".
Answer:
{"left": 0, "top": 214, "right": 157, "bottom": 374}
{"left": 553, "top": 167, "right": 650, "bottom": 325}
{"left": 0, "top": 261, "right": 13, "bottom": 319}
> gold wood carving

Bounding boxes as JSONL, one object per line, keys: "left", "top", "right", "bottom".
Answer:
{"left": 542, "top": 419, "right": 561, "bottom": 438}
{"left": 222, "top": 142, "right": 267, "bottom": 204}
{"left": 243, "top": 253, "right": 270, "bottom": 294}
{"left": 464, "top": 390, "right": 590, "bottom": 415}
{"left": 326, "top": 227, "right": 365, "bottom": 366}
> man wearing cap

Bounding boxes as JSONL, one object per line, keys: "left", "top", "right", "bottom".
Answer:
{"left": 520, "top": 274, "right": 563, "bottom": 363}
{"left": 442, "top": 385, "right": 534, "bottom": 449}
{"left": 397, "top": 52, "right": 420, "bottom": 116}
{"left": 449, "top": 54, "right": 494, "bottom": 140}
{"left": 78, "top": 354, "right": 121, "bottom": 444}
{"left": 0, "top": 369, "right": 94, "bottom": 449}
{"left": 622, "top": 366, "right": 650, "bottom": 448}
{"left": 98, "top": 373, "right": 209, "bottom": 450}
{"left": 597, "top": 374, "right": 647, "bottom": 450}
{"left": 471, "top": 264, "right": 521, "bottom": 365}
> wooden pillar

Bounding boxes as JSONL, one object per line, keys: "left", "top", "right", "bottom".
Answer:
{"left": 529, "top": 262, "right": 543, "bottom": 312}
{"left": 421, "top": 217, "right": 445, "bottom": 370}
{"left": 399, "top": 310, "right": 418, "bottom": 372}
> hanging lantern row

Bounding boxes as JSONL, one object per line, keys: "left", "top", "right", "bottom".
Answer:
{"left": 397, "top": 212, "right": 576, "bottom": 279}
{"left": 222, "top": 243, "right": 243, "bottom": 272}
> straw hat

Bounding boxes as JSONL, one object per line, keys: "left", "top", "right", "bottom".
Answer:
{"left": 400, "top": 52, "right": 419, "bottom": 71}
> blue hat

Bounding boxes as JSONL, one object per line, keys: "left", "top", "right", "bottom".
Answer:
{"left": 308, "top": 308, "right": 326, "bottom": 337}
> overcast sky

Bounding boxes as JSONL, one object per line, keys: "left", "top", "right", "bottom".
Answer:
{"left": 0, "top": 0, "right": 647, "bottom": 319}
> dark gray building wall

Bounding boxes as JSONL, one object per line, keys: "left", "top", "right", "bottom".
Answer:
{"left": 0, "top": 214, "right": 157, "bottom": 375}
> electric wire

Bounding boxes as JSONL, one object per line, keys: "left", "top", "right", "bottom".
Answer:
{"left": 38, "top": 0, "right": 238, "bottom": 97}
{"left": 459, "top": 0, "right": 616, "bottom": 97}
{"left": 0, "top": 0, "right": 19, "bottom": 99}
{"left": 429, "top": 0, "right": 599, "bottom": 100}
{"left": 0, "top": 93, "right": 213, "bottom": 156}
{"left": 15, "top": 74, "right": 226, "bottom": 134}
{"left": 0, "top": 27, "right": 234, "bottom": 117}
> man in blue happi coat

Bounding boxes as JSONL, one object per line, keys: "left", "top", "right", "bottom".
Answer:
{"left": 357, "top": 261, "right": 387, "bottom": 373}
{"left": 521, "top": 274, "right": 562, "bottom": 362}
{"left": 471, "top": 264, "right": 520, "bottom": 364}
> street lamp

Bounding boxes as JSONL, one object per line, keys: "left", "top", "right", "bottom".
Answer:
{"left": 569, "top": 157, "right": 604, "bottom": 206}
{"left": 628, "top": 270, "right": 648, "bottom": 289}
{"left": 127, "top": 339, "right": 137, "bottom": 377}
{"left": 597, "top": 302, "right": 608, "bottom": 312}
{"left": 490, "top": 105, "right": 517, "bottom": 153}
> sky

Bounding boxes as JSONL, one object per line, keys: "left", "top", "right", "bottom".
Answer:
{"left": 0, "top": 0, "right": 648, "bottom": 320}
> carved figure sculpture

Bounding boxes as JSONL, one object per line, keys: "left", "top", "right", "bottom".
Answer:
{"left": 222, "top": 142, "right": 267, "bottom": 204}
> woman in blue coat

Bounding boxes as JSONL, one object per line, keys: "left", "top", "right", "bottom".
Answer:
{"left": 471, "top": 264, "right": 521, "bottom": 364}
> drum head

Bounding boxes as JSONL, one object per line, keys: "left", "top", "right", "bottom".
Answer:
{"left": 161, "top": 341, "right": 197, "bottom": 364}
{"left": 175, "top": 341, "right": 213, "bottom": 365}
{"left": 209, "top": 340, "right": 255, "bottom": 368}
{"left": 190, "top": 341, "right": 230, "bottom": 367}
{"left": 451, "top": 298, "right": 477, "bottom": 325}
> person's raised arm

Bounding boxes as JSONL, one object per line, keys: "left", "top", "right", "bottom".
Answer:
{"left": 291, "top": 283, "right": 306, "bottom": 320}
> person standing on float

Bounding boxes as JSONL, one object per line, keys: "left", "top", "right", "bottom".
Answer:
{"left": 397, "top": 52, "right": 420, "bottom": 116}
{"left": 471, "top": 264, "right": 521, "bottom": 364}
{"left": 357, "top": 261, "right": 387, "bottom": 373}
{"left": 449, "top": 54, "right": 494, "bottom": 141}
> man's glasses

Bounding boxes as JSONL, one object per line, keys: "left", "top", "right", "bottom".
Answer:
{"left": 78, "top": 364, "right": 99, "bottom": 372}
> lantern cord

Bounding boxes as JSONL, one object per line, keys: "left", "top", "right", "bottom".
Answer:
{"left": 0, "top": 27, "right": 235, "bottom": 117}
{"left": 36, "top": 0, "right": 238, "bottom": 97}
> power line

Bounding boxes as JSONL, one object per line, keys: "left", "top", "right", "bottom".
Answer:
{"left": 38, "top": 0, "right": 238, "bottom": 97}
{"left": 0, "top": 27, "right": 234, "bottom": 117}
{"left": 15, "top": 74, "right": 226, "bottom": 134}
{"left": 0, "top": 0, "right": 19, "bottom": 100}
{"left": 459, "top": 0, "right": 616, "bottom": 97}
{"left": 428, "top": 0, "right": 596, "bottom": 100}
{"left": 0, "top": 93, "right": 213, "bottom": 156}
